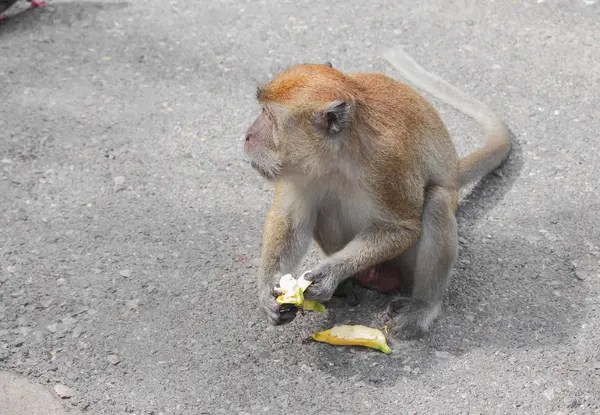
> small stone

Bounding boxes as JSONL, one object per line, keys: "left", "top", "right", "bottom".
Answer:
{"left": 34, "top": 331, "right": 44, "bottom": 342}
{"left": 47, "top": 324, "right": 58, "bottom": 333}
{"left": 17, "top": 316, "right": 29, "bottom": 326}
{"left": 434, "top": 351, "right": 454, "bottom": 359}
{"left": 12, "top": 337, "right": 25, "bottom": 347}
{"left": 574, "top": 270, "right": 588, "bottom": 281}
{"left": 0, "top": 273, "right": 9, "bottom": 283}
{"left": 465, "top": 313, "right": 475, "bottom": 322}
{"left": 11, "top": 289, "right": 24, "bottom": 298}
{"left": 72, "top": 325, "right": 83, "bottom": 339}
{"left": 113, "top": 176, "right": 126, "bottom": 192}
{"left": 40, "top": 298, "right": 54, "bottom": 309}
{"left": 126, "top": 299, "right": 139, "bottom": 310}
{"left": 458, "top": 237, "right": 468, "bottom": 244}
{"left": 543, "top": 388, "right": 555, "bottom": 400}
{"left": 402, "top": 365, "right": 412, "bottom": 372}
{"left": 119, "top": 269, "right": 131, "bottom": 278}
{"left": 412, "top": 367, "right": 421, "bottom": 374}
{"left": 56, "top": 278, "right": 66, "bottom": 285}
{"left": 564, "top": 398, "right": 579, "bottom": 408}
{"left": 54, "top": 384, "right": 75, "bottom": 398}
{"left": 107, "top": 354, "right": 120, "bottom": 365}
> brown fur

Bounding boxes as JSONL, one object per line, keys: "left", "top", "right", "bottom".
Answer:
{"left": 245, "top": 59, "right": 510, "bottom": 338}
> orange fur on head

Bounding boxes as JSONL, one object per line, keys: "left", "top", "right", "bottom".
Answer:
{"left": 256, "top": 64, "right": 359, "bottom": 106}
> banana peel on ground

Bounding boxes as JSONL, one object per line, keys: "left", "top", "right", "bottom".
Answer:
{"left": 312, "top": 325, "right": 392, "bottom": 354}
{"left": 275, "top": 273, "right": 326, "bottom": 312}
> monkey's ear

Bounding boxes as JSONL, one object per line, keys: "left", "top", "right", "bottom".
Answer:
{"left": 313, "top": 100, "right": 351, "bottom": 136}
{"left": 324, "top": 61, "right": 333, "bottom": 68}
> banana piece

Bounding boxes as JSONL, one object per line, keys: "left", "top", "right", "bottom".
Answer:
{"left": 312, "top": 325, "right": 392, "bottom": 354}
{"left": 275, "top": 272, "right": 325, "bottom": 312}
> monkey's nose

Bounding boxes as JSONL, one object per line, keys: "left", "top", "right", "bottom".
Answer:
{"left": 245, "top": 133, "right": 252, "bottom": 142}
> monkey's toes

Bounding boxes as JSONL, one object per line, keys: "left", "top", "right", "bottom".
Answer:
{"left": 386, "top": 296, "right": 413, "bottom": 317}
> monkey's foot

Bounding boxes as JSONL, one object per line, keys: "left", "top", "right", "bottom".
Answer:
{"left": 30, "top": 0, "right": 46, "bottom": 8}
{"left": 354, "top": 265, "right": 402, "bottom": 293}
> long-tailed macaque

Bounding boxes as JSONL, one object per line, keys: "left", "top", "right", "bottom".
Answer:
{"left": 243, "top": 50, "right": 510, "bottom": 338}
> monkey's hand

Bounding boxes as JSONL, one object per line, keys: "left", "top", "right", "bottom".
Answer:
{"left": 259, "top": 289, "right": 298, "bottom": 326}
{"left": 303, "top": 268, "right": 338, "bottom": 302}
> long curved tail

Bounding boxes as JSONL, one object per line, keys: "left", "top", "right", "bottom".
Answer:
{"left": 382, "top": 47, "right": 511, "bottom": 188}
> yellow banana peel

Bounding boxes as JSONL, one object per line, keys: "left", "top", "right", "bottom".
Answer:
{"left": 275, "top": 273, "right": 325, "bottom": 312}
{"left": 312, "top": 325, "right": 392, "bottom": 354}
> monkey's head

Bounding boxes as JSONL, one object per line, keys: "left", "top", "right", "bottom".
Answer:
{"left": 244, "top": 63, "right": 359, "bottom": 181}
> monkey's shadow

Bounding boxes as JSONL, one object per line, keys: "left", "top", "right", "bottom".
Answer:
{"left": 301, "top": 133, "right": 587, "bottom": 384}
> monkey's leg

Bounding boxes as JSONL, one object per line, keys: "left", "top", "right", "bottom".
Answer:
{"left": 387, "top": 186, "right": 458, "bottom": 339}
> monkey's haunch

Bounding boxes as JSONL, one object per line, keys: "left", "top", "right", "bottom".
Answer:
{"left": 353, "top": 265, "right": 403, "bottom": 293}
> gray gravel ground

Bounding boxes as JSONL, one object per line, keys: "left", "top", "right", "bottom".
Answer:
{"left": 1, "top": 0, "right": 599, "bottom": 414}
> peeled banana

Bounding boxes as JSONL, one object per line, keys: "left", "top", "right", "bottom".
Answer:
{"left": 312, "top": 325, "right": 392, "bottom": 354}
{"left": 275, "top": 273, "right": 325, "bottom": 312}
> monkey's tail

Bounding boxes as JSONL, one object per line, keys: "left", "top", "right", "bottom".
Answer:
{"left": 382, "top": 47, "right": 511, "bottom": 188}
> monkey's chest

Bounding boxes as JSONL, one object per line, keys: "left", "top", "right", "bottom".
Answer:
{"left": 312, "top": 195, "right": 375, "bottom": 254}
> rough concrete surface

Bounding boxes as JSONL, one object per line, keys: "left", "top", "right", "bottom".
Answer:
{"left": 0, "top": 371, "right": 73, "bottom": 414}
{"left": 0, "top": 0, "right": 599, "bottom": 414}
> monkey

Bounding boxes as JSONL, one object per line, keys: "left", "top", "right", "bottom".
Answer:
{"left": 243, "top": 51, "right": 510, "bottom": 338}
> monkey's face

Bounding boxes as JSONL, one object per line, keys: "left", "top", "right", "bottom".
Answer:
{"left": 244, "top": 106, "right": 283, "bottom": 181}
{"left": 244, "top": 101, "right": 353, "bottom": 181}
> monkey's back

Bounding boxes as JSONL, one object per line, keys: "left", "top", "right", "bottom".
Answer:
{"left": 350, "top": 73, "right": 460, "bottom": 189}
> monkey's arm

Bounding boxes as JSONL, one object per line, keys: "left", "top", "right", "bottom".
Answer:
{"left": 257, "top": 185, "right": 312, "bottom": 324}
{"left": 304, "top": 220, "right": 420, "bottom": 302}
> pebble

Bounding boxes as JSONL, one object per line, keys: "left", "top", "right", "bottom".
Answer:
{"left": 17, "top": 316, "right": 29, "bottom": 326}
{"left": 113, "top": 175, "right": 126, "bottom": 192}
{"left": 0, "top": 273, "right": 9, "bottom": 283}
{"left": 40, "top": 298, "right": 54, "bottom": 309}
{"left": 119, "top": 269, "right": 131, "bottom": 278}
{"left": 56, "top": 278, "right": 66, "bottom": 285}
{"left": 34, "top": 331, "right": 44, "bottom": 342}
{"left": 574, "top": 269, "right": 588, "bottom": 281}
{"left": 543, "top": 388, "right": 555, "bottom": 400}
{"left": 54, "top": 384, "right": 76, "bottom": 399}
{"left": 12, "top": 337, "right": 25, "bottom": 347}
{"left": 72, "top": 325, "right": 83, "bottom": 339}
{"left": 11, "top": 289, "right": 25, "bottom": 298}
{"left": 47, "top": 323, "right": 58, "bottom": 333}
{"left": 126, "top": 299, "right": 139, "bottom": 310}
{"left": 107, "top": 354, "right": 120, "bottom": 365}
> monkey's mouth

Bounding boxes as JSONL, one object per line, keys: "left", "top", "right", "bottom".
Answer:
{"left": 250, "top": 161, "right": 276, "bottom": 181}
